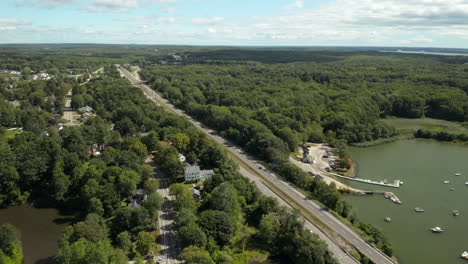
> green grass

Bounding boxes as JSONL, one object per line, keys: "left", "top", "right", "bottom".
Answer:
{"left": 383, "top": 117, "right": 468, "bottom": 134}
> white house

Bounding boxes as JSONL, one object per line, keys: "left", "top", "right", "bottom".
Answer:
{"left": 184, "top": 165, "right": 214, "bottom": 182}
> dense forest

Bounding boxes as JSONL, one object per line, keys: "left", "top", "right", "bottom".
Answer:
{"left": 139, "top": 49, "right": 468, "bottom": 256}
{"left": 0, "top": 59, "right": 340, "bottom": 264}
{"left": 140, "top": 51, "right": 468, "bottom": 164}
{"left": 1, "top": 46, "right": 467, "bottom": 264}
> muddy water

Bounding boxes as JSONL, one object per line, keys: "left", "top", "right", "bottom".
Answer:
{"left": 0, "top": 205, "right": 73, "bottom": 264}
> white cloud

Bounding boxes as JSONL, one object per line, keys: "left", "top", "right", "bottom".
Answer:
{"left": 16, "top": 0, "right": 75, "bottom": 8}
{"left": 191, "top": 17, "right": 224, "bottom": 24}
{"left": 401, "top": 36, "right": 433, "bottom": 44}
{"left": 6, "top": 0, "right": 468, "bottom": 46}
{"left": 0, "top": 17, "right": 30, "bottom": 31}
{"left": 118, "top": 16, "right": 178, "bottom": 23}
{"left": 286, "top": 0, "right": 304, "bottom": 9}
{"left": 93, "top": 0, "right": 140, "bottom": 8}
{"left": 82, "top": 0, "right": 140, "bottom": 13}
{"left": 198, "top": 0, "right": 468, "bottom": 45}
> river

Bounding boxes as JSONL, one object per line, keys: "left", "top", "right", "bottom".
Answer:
{"left": 344, "top": 139, "right": 468, "bottom": 264}
{"left": 0, "top": 205, "right": 73, "bottom": 264}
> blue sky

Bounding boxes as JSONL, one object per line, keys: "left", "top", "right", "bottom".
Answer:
{"left": 1, "top": 0, "right": 468, "bottom": 47}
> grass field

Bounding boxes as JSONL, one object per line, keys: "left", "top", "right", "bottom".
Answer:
{"left": 383, "top": 117, "right": 468, "bottom": 134}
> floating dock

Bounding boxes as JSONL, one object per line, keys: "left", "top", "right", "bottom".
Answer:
{"left": 327, "top": 172, "right": 401, "bottom": 188}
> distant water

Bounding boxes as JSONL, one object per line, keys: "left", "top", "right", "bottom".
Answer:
{"left": 344, "top": 140, "right": 468, "bottom": 264}
{"left": 0, "top": 205, "right": 74, "bottom": 264}
{"left": 380, "top": 50, "right": 468, "bottom": 57}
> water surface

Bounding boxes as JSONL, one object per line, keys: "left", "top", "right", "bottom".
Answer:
{"left": 345, "top": 140, "right": 468, "bottom": 264}
{"left": 0, "top": 205, "right": 73, "bottom": 264}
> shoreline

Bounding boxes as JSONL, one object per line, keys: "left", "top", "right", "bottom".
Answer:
{"left": 350, "top": 135, "right": 413, "bottom": 148}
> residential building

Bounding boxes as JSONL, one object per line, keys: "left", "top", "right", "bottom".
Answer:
{"left": 184, "top": 165, "right": 214, "bottom": 182}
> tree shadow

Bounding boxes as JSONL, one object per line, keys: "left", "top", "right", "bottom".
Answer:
{"left": 34, "top": 256, "right": 54, "bottom": 264}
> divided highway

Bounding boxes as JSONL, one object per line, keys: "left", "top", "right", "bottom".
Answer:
{"left": 117, "top": 65, "right": 397, "bottom": 264}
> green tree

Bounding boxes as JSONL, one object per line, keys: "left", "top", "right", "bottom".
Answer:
{"left": 171, "top": 133, "right": 190, "bottom": 153}
{"left": 208, "top": 183, "right": 241, "bottom": 221}
{"left": 199, "top": 210, "right": 235, "bottom": 246}
{"left": 143, "top": 178, "right": 159, "bottom": 194}
{"left": 135, "top": 231, "right": 154, "bottom": 256}
{"left": 141, "top": 131, "right": 160, "bottom": 152}
{"left": 178, "top": 246, "right": 214, "bottom": 264}
{"left": 143, "top": 192, "right": 163, "bottom": 219}
{"left": 0, "top": 224, "right": 23, "bottom": 264}
{"left": 116, "top": 231, "right": 132, "bottom": 252}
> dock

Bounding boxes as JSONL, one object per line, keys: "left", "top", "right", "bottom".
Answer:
{"left": 361, "top": 191, "right": 403, "bottom": 204}
{"left": 327, "top": 172, "right": 401, "bottom": 188}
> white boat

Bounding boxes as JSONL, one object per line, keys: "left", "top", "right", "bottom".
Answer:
{"left": 384, "top": 217, "right": 391, "bottom": 222}
{"left": 444, "top": 180, "right": 450, "bottom": 184}
{"left": 455, "top": 173, "right": 462, "bottom": 176}
{"left": 430, "top": 226, "right": 444, "bottom": 233}
{"left": 453, "top": 210, "right": 460, "bottom": 216}
{"left": 462, "top": 251, "right": 468, "bottom": 260}
{"left": 400, "top": 181, "right": 404, "bottom": 185}
{"left": 415, "top": 207, "right": 425, "bottom": 212}
{"left": 465, "top": 182, "right": 468, "bottom": 185}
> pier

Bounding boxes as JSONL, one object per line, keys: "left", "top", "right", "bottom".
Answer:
{"left": 327, "top": 172, "right": 401, "bottom": 188}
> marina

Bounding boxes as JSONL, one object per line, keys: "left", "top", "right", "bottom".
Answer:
{"left": 346, "top": 139, "right": 468, "bottom": 264}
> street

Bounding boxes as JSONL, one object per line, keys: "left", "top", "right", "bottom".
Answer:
{"left": 147, "top": 159, "right": 180, "bottom": 264}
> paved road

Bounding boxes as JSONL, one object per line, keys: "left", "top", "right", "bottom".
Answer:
{"left": 117, "top": 65, "right": 396, "bottom": 264}
{"left": 147, "top": 159, "right": 180, "bottom": 264}
{"left": 62, "top": 89, "right": 79, "bottom": 126}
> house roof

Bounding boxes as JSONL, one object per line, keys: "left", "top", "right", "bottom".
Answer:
{"left": 185, "top": 165, "right": 201, "bottom": 173}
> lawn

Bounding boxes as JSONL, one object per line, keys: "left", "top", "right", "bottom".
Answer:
{"left": 383, "top": 117, "right": 468, "bottom": 134}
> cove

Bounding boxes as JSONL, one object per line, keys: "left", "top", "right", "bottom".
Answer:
{"left": 345, "top": 139, "right": 468, "bottom": 264}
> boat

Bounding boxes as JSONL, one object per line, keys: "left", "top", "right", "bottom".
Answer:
{"left": 451, "top": 188, "right": 455, "bottom": 191}
{"left": 415, "top": 207, "right": 425, "bottom": 212}
{"left": 400, "top": 181, "right": 404, "bottom": 185}
{"left": 390, "top": 196, "right": 402, "bottom": 204}
{"left": 384, "top": 217, "right": 391, "bottom": 222}
{"left": 455, "top": 173, "right": 462, "bottom": 176}
{"left": 465, "top": 181, "right": 468, "bottom": 185}
{"left": 444, "top": 180, "right": 450, "bottom": 184}
{"left": 430, "top": 226, "right": 444, "bottom": 233}
{"left": 462, "top": 251, "right": 468, "bottom": 260}
{"left": 453, "top": 210, "right": 460, "bottom": 216}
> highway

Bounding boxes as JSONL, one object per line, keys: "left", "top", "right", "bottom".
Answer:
{"left": 117, "top": 65, "right": 397, "bottom": 264}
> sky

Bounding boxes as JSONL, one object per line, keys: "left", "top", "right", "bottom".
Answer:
{"left": 1, "top": 0, "right": 468, "bottom": 47}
